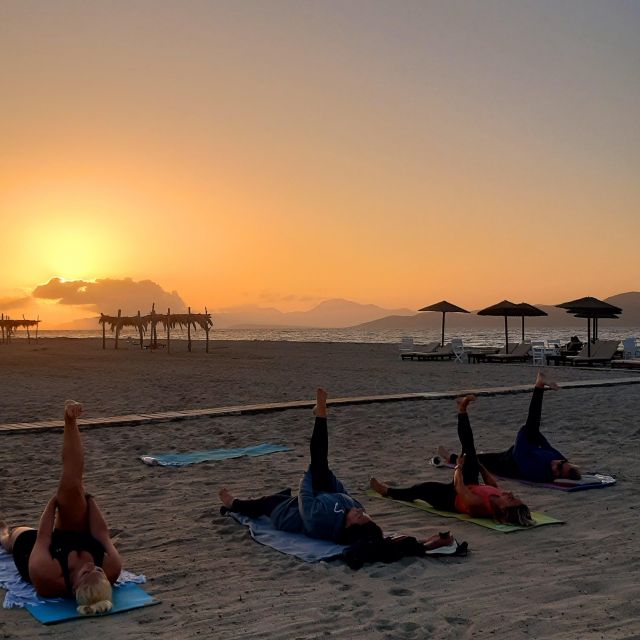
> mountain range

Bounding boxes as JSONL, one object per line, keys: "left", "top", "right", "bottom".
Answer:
{"left": 56, "top": 292, "right": 640, "bottom": 330}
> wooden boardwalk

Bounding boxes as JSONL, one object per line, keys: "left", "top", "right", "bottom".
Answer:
{"left": 1, "top": 377, "right": 639, "bottom": 435}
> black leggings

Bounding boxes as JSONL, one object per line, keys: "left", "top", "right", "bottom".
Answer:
{"left": 451, "top": 386, "right": 546, "bottom": 477}
{"left": 387, "top": 413, "right": 480, "bottom": 511}
{"left": 231, "top": 417, "right": 330, "bottom": 517}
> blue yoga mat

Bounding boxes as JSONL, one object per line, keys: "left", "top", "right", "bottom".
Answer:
{"left": 141, "top": 443, "right": 293, "bottom": 466}
{"left": 26, "top": 583, "right": 158, "bottom": 624}
{"left": 227, "top": 512, "right": 347, "bottom": 562}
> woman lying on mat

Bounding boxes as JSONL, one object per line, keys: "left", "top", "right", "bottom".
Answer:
{"left": 219, "top": 388, "right": 466, "bottom": 569}
{"left": 438, "top": 372, "right": 581, "bottom": 483}
{"left": 0, "top": 401, "right": 122, "bottom": 615}
{"left": 371, "top": 395, "right": 535, "bottom": 527}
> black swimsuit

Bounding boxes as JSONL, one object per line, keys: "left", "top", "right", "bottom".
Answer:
{"left": 12, "top": 529, "right": 105, "bottom": 596}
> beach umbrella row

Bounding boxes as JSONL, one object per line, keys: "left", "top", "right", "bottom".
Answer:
{"left": 418, "top": 296, "right": 621, "bottom": 355}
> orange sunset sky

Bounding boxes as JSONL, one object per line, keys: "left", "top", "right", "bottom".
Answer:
{"left": 1, "top": 1, "right": 639, "bottom": 327}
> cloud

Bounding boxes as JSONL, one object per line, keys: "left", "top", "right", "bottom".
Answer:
{"left": 32, "top": 277, "right": 187, "bottom": 314}
{"left": 0, "top": 296, "right": 32, "bottom": 311}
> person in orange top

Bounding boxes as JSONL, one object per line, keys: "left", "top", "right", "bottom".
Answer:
{"left": 371, "top": 395, "right": 534, "bottom": 527}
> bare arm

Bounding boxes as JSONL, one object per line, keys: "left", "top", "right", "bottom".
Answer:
{"left": 87, "top": 497, "right": 122, "bottom": 582}
{"left": 479, "top": 464, "right": 499, "bottom": 488}
{"left": 29, "top": 497, "right": 65, "bottom": 596}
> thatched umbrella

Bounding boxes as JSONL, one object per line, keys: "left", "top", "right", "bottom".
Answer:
{"left": 477, "top": 300, "right": 523, "bottom": 352}
{"left": 556, "top": 297, "right": 623, "bottom": 356}
{"left": 515, "top": 302, "right": 548, "bottom": 341}
{"left": 419, "top": 300, "right": 470, "bottom": 347}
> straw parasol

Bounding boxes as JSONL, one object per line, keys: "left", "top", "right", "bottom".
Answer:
{"left": 419, "top": 300, "right": 470, "bottom": 346}
{"left": 556, "top": 296, "right": 623, "bottom": 356}
{"left": 476, "top": 300, "right": 523, "bottom": 352}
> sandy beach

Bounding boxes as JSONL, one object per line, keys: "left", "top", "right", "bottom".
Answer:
{"left": 1, "top": 338, "right": 639, "bottom": 639}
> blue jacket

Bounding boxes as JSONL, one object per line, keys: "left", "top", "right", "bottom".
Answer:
{"left": 270, "top": 466, "right": 362, "bottom": 541}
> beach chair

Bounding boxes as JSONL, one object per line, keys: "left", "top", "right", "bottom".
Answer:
{"left": 399, "top": 337, "right": 415, "bottom": 353}
{"left": 568, "top": 340, "right": 620, "bottom": 367}
{"left": 405, "top": 342, "right": 456, "bottom": 361}
{"left": 531, "top": 341, "right": 546, "bottom": 366}
{"left": 451, "top": 338, "right": 465, "bottom": 363}
{"left": 546, "top": 339, "right": 562, "bottom": 355}
{"left": 623, "top": 337, "right": 639, "bottom": 359}
{"left": 400, "top": 341, "right": 441, "bottom": 361}
{"left": 485, "top": 342, "right": 532, "bottom": 363}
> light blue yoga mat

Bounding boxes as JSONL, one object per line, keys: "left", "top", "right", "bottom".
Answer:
{"left": 227, "top": 512, "right": 347, "bottom": 562}
{"left": 141, "top": 443, "right": 293, "bottom": 466}
{"left": 26, "top": 583, "right": 158, "bottom": 625}
{"left": 0, "top": 547, "right": 157, "bottom": 624}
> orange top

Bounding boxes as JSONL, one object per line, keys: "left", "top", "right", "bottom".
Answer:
{"left": 454, "top": 484, "right": 503, "bottom": 517}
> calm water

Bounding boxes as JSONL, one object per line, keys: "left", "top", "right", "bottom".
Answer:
{"left": 26, "top": 326, "right": 640, "bottom": 348}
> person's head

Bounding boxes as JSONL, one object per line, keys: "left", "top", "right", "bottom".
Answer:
{"left": 490, "top": 493, "right": 535, "bottom": 527}
{"left": 339, "top": 508, "right": 384, "bottom": 545}
{"left": 551, "top": 459, "right": 581, "bottom": 480}
{"left": 73, "top": 563, "right": 113, "bottom": 616}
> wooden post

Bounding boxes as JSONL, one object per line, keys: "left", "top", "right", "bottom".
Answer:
{"left": 187, "top": 306, "right": 192, "bottom": 352}
{"left": 23, "top": 315, "right": 31, "bottom": 343}
{"left": 35, "top": 315, "right": 39, "bottom": 342}
{"left": 1, "top": 314, "right": 4, "bottom": 344}
{"left": 115, "top": 309, "right": 121, "bottom": 350}
{"left": 167, "top": 308, "right": 171, "bottom": 353}
{"left": 101, "top": 314, "right": 106, "bottom": 350}
{"left": 151, "top": 303, "right": 157, "bottom": 349}
{"left": 137, "top": 310, "right": 144, "bottom": 349}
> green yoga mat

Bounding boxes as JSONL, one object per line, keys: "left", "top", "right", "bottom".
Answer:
{"left": 367, "top": 490, "right": 563, "bottom": 533}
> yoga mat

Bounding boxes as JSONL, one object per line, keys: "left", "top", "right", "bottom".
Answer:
{"left": 26, "top": 583, "right": 158, "bottom": 625}
{"left": 226, "top": 512, "right": 347, "bottom": 562}
{"left": 0, "top": 547, "right": 157, "bottom": 624}
{"left": 140, "top": 443, "right": 293, "bottom": 466}
{"left": 367, "top": 490, "right": 563, "bottom": 533}
{"left": 433, "top": 461, "right": 616, "bottom": 492}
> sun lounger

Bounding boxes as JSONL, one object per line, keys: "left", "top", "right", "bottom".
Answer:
{"left": 567, "top": 340, "right": 620, "bottom": 366}
{"left": 484, "top": 342, "right": 531, "bottom": 363}
{"left": 400, "top": 341, "right": 442, "bottom": 360}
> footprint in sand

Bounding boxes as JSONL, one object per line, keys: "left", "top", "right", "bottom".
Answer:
{"left": 389, "top": 587, "right": 413, "bottom": 597}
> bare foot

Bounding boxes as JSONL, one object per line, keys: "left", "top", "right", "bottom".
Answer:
{"left": 437, "top": 445, "right": 453, "bottom": 463}
{"left": 535, "top": 371, "right": 559, "bottom": 390}
{"left": 313, "top": 388, "right": 328, "bottom": 417}
{"left": 64, "top": 400, "right": 83, "bottom": 420}
{"left": 219, "top": 487, "right": 235, "bottom": 509}
{"left": 370, "top": 477, "right": 389, "bottom": 497}
{"left": 422, "top": 531, "right": 454, "bottom": 550}
{"left": 456, "top": 395, "right": 476, "bottom": 414}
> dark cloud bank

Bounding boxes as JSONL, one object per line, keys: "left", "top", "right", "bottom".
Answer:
{"left": 32, "top": 278, "right": 187, "bottom": 314}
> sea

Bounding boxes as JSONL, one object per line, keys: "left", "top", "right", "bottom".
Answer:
{"left": 26, "top": 326, "right": 640, "bottom": 348}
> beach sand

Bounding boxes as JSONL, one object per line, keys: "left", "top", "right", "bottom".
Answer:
{"left": 1, "top": 338, "right": 639, "bottom": 639}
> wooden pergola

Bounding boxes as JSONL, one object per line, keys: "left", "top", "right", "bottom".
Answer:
{"left": 99, "top": 304, "right": 213, "bottom": 353}
{"left": 0, "top": 314, "right": 40, "bottom": 344}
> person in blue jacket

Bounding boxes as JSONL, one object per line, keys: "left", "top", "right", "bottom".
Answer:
{"left": 439, "top": 372, "right": 581, "bottom": 483}
{"left": 219, "top": 387, "right": 384, "bottom": 544}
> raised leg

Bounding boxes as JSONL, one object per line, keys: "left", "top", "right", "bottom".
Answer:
{"left": 55, "top": 401, "right": 89, "bottom": 531}
{"left": 519, "top": 372, "right": 557, "bottom": 445}
{"left": 456, "top": 396, "right": 481, "bottom": 485}
{"left": 310, "top": 388, "right": 334, "bottom": 493}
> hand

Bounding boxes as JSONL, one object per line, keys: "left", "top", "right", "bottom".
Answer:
{"left": 64, "top": 400, "right": 83, "bottom": 419}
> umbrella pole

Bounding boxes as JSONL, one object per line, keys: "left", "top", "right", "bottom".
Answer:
{"left": 504, "top": 315, "right": 509, "bottom": 352}
{"left": 441, "top": 312, "right": 445, "bottom": 347}
{"left": 521, "top": 315, "right": 525, "bottom": 342}
{"left": 587, "top": 318, "right": 591, "bottom": 357}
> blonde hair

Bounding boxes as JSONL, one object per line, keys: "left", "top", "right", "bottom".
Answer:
{"left": 75, "top": 573, "right": 113, "bottom": 616}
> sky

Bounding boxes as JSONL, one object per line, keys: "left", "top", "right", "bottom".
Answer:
{"left": 1, "top": 0, "right": 639, "bottom": 327}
